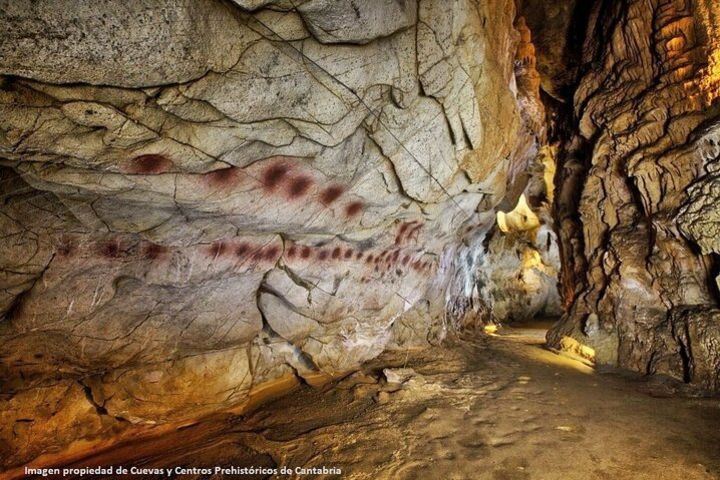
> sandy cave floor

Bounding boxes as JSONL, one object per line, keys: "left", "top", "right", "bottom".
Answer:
{"left": 38, "top": 323, "right": 720, "bottom": 480}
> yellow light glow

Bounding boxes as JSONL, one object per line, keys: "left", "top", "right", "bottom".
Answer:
{"left": 496, "top": 194, "right": 540, "bottom": 233}
{"left": 484, "top": 324, "right": 499, "bottom": 335}
{"left": 696, "top": 0, "right": 720, "bottom": 105}
{"left": 540, "top": 146, "right": 556, "bottom": 203}
{"left": 559, "top": 336, "right": 596, "bottom": 363}
{"left": 522, "top": 248, "right": 542, "bottom": 269}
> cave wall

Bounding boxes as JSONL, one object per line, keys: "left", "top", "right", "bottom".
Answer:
{"left": 0, "top": 0, "right": 543, "bottom": 467}
{"left": 548, "top": 0, "right": 720, "bottom": 392}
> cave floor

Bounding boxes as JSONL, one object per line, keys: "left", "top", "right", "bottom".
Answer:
{"left": 51, "top": 327, "right": 720, "bottom": 480}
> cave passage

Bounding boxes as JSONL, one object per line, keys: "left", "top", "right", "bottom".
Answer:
{"left": 2, "top": 0, "right": 720, "bottom": 478}
{"left": 19, "top": 326, "right": 720, "bottom": 480}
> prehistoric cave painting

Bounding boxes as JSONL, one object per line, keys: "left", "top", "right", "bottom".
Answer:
{"left": 124, "top": 154, "right": 174, "bottom": 174}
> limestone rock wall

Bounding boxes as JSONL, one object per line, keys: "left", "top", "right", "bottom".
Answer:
{"left": 0, "top": 0, "right": 536, "bottom": 467}
{"left": 548, "top": 0, "right": 720, "bottom": 392}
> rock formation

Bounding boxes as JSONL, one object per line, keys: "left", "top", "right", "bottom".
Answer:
{"left": 0, "top": 0, "right": 545, "bottom": 467}
{"left": 3, "top": 0, "right": 720, "bottom": 471}
{"left": 547, "top": 0, "right": 720, "bottom": 393}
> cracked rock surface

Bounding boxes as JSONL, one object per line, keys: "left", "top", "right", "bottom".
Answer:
{"left": 548, "top": 0, "right": 720, "bottom": 392}
{"left": 0, "top": 0, "right": 542, "bottom": 468}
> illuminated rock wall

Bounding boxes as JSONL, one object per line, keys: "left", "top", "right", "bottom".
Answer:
{"left": 548, "top": 0, "right": 720, "bottom": 392}
{"left": 0, "top": 0, "right": 540, "bottom": 467}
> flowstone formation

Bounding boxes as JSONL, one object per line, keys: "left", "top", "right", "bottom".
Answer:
{"left": 0, "top": 0, "right": 543, "bottom": 467}
{"left": 446, "top": 17, "right": 560, "bottom": 330}
{"left": 548, "top": 0, "right": 720, "bottom": 393}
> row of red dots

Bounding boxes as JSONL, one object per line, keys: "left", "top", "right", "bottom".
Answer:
{"left": 58, "top": 238, "right": 436, "bottom": 273}
{"left": 126, "top": 155, "right": 365, "bottom": 219}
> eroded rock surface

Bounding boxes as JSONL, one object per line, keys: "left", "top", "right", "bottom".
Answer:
{"left": 548, "top": 0, "right": 720, "bottom": 391}
{"left": 0, "top": 0, "right": 539, "bottom": 468}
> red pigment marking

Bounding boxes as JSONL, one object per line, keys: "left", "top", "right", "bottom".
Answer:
{"left": 331, "top": 247, "right": 341, "bottom": 259}
{"left": 320, "top": 185, "right": 345, "bottom": 205}
{"left": 398, "top": 223, "right": 410, "bottom": 235}
{"left": 317, "top": 250, "right": 329, "bottom": 261}
{"left": 374, "top": 256, "right": 381, "bottom": 264}
{"left": 99, "top": 240, "right": 123, "bottom": 259}
{"left": 288, "top": 176, "right": 313, "bottom": 198}
{"left": 204, "top": 167, "right": 240, "bottom": 189}
{"left": 365, "top": 255, "right": 374, "bottom": 264}
{"left": 208, "top": 241, "right": 227, "bottom": 258}
{"left": 264, "top": 246, "right": 280, "bottom": 260}
{"left": 374, "top": 265, "right": 379, "bottom": 272}
{"left": 127, "top": 154, "right": 173, "bottom": 174}
{"left": 344, "top": 249, "right": 354, "bottom": 259}
{"left": 402, "top": 255, "right": 410, "bottom": 265}
{"left": 143, "top": 242, "right": 167, "bottom": 260}
{"left": 287, "top": 246, "right": 297, "bottom": 258}
{"left": 263, "top": 164, "right": 291, "bottom": 190}
{"left": 345, "top": 201, "right": 364, "bottom": 218}
{"left": 356, "top": 251, "right": 364, "bottom": 260}
{"left": 408, "top": 224, "right": 423, "bottom": 242}
{"left": 392, "top": 251, "right": 400, "bottom": 262}
{"left": 235, "top": 243, "right": 250, "bottom": 257}
{"left": 301, "top": 246, "right": 312, "bottom": 259}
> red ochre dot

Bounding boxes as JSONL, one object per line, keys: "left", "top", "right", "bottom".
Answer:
{"left": 208, "top": 241, "right": 227, "bottom": 258}
{"left": 318, "top": 250, "right": 329, "bottom": 261}
{"left": 264, "top": 246, "right": 280, "bottom": 260}
{"left": 99, "top": 241, "right": 122, "bottom": 258}
{"left": 204, "top": 167, "right": 240, "bottom": 189}
{"left": 127, "top": 154, "right": 173, "bottom": 174}
{"left": 301, "top": 246, "right": 312, "bottom": 259}
{"left": 320, "top": 185, "right": 345, "bottom": 205}
{"left": 236, "top": 243, "right": 250, "bottom": 257}
{"left": 288, "top": 176, "right": 313, "bottom": 198}
{"left": 345, "top": 201, "right": 364, "bottom": 217}
{"left": 143, "top": 242, "right": 167, "bottom": 260}
{"left": 332, "top": 247, "right": 341, "bottom": 259}
{"left": 344, "top": 249, "right": 354, "bottom": 259}
{"left": 263, "top": 164, "right": 290, "bottom": 190}
{"left": 287, "top": 246, "right": 297, "bottom": 258}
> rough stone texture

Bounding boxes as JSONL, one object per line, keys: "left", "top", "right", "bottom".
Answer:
{"left": 445, "top": 18, "right": 558, "bottom": 330}
{"left": 0, "top": 0, "right": 248, "bottom": 87}
{"left": 516, "top": 0, "right": 584, "bottom": 99}
{"left": 548, "top": 0, "right": 720, "bottom": 392}
{"left": 0, "top": 0, "right": 539, "bottom": 468}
